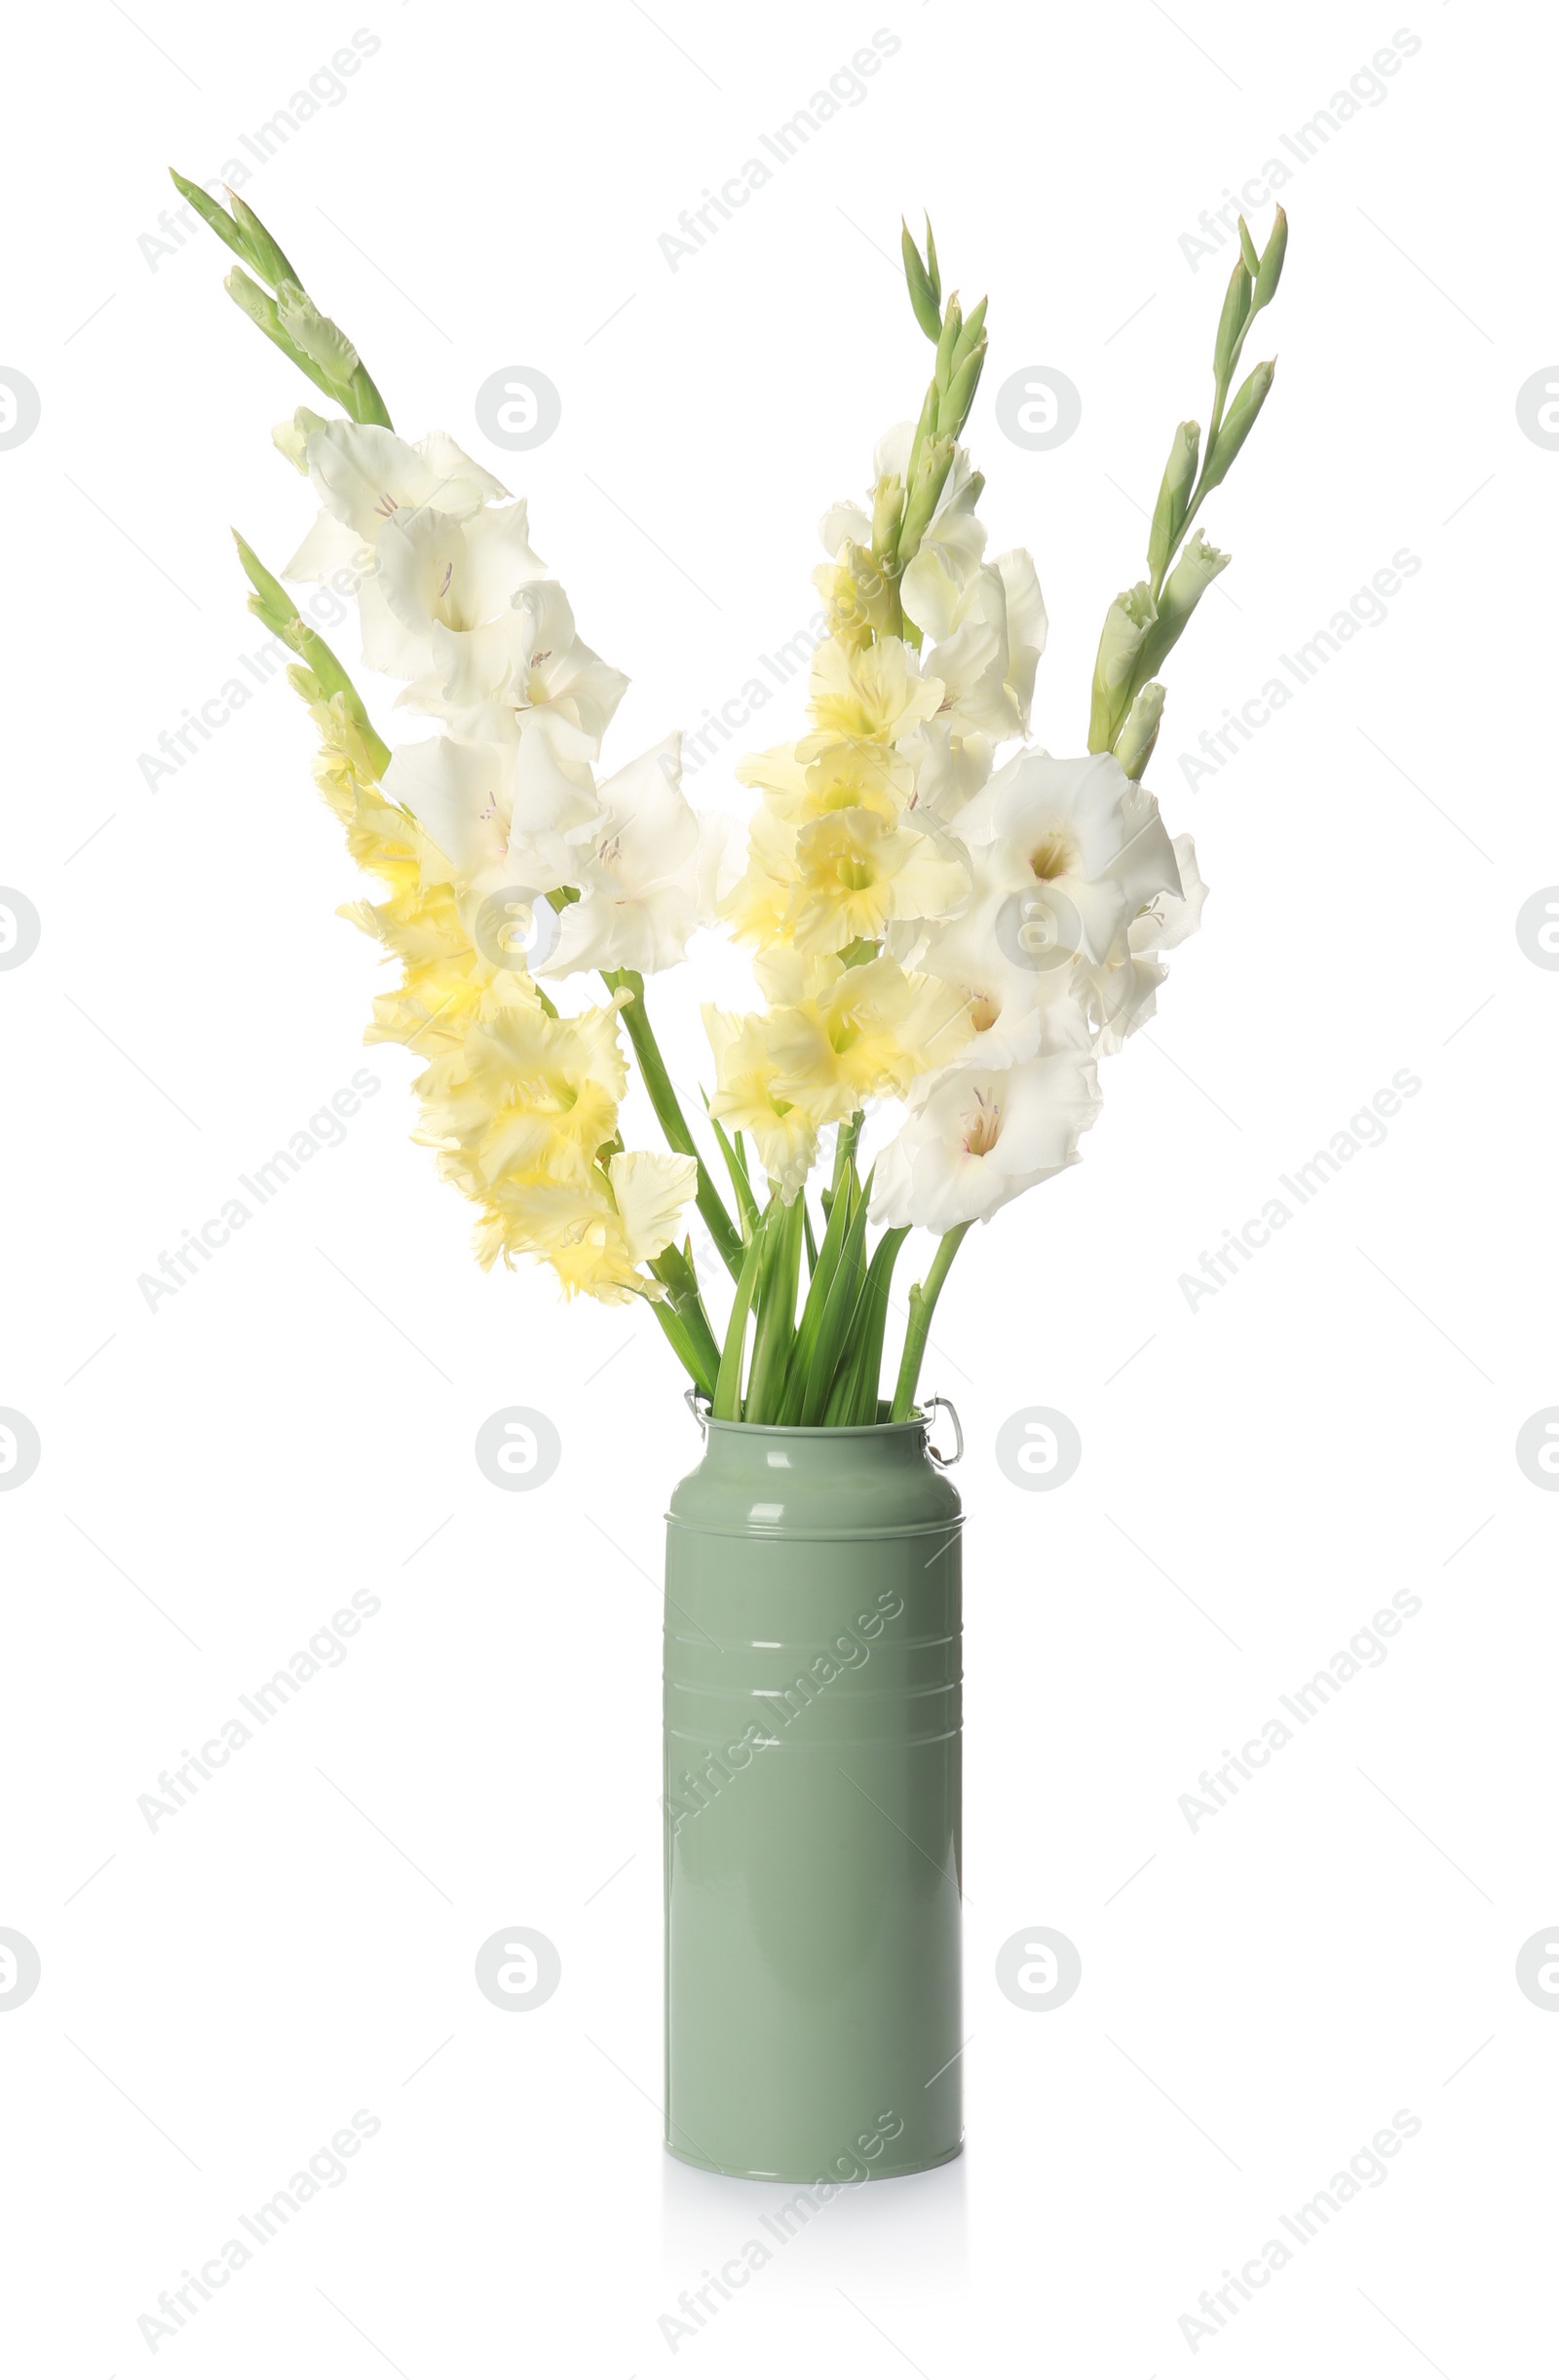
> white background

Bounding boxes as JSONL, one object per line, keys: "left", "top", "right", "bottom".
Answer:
{"left": 2, "top": 0, "right": 1552, "bottom": 2370}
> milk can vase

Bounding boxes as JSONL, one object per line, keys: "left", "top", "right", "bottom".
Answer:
{"left": 664, "top": 1408, "right": 964, "bottom": 2182}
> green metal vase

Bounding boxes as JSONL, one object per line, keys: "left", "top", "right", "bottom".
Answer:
{"left": 664, "top": 1409, "right": 964, "bottom": 2182}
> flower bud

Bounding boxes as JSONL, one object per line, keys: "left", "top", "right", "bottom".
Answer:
{"left": 949, "top": 295, "right": 987, "bottom": 375}
{"left": 276, "top": 283, "right": 361, "bottom": 388}
{"left": 1203, "top": 360, "right": 1274, "bottom": 491}
{"left": 1147, "top": 421, "right": 1199, "bottom": 584}
{"left": 933, "top": 298, "right": 962, "bottom": 396}
{"left": 871, "top": 471, "right": 904, "bottom": 553}
{"left": 1212, "top": 256, "right": 1251, "bottom": 386}
{"left": 271, "top": 405, "right": 329, "bottom": 472}
{"left": 229, "top": 192, "right": 299, "bottom": 291}
{"left": 1088, "top": 582, "right": 1157, "bottom": 753}
{"left": 937, "top": 338, "right": 986, "bottom": 438}
{"left": 900, "top": 221, "right": 941, "bottom": 341}
{"left": 170, "top": 169, "right": 247, "bottom": 264}
{"left": 897, "top": 436, "right": 954, "bottom": 563}
{"left": 1253, "top": 207, "right": 1287, "bottom": 311}
{"left": 1115, "top": 681, "right": 1166, "bottom": 781}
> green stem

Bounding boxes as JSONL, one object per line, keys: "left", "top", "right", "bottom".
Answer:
{"left": 891, "top": 1223, "right": 971, "bottom": 1421}
{"left": 602, "top": 970, "right": 743, "bottom": 1282}
{"left": 829, "top": 1112, "right": 864, "bottom": 1202}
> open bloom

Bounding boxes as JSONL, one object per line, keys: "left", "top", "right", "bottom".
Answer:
{"left": 541, "top": 736, "right": 729, "bottom": 977}
{"left": 739, "top": 805, "right": 970, "bottom": 957}
{"left": 952, "top": 749, "right": 1183, "bottom": 964}
{"left": 384, "top": 726, "right": 601, "bottom": 901}
{"left": 409, "top": 579, "right": 628, "bottom": 755}
{"left": 281, "top": 419, "right": 508, "bottom": 582}
{"left": 478, "top": 1151, "right": 698, "bottom": 1299}
{"left": 703, "top": 1009, "right": 818, "bottom": 1197}
{"left": 362, "top": 500, "right": 549, "bottom": 680}
{"left": 1087, "top": 832, "right": 1209, "bottom": 1051}
{"left": 763, "top": 955, "right": 973, "bottom": 1122}
{"left": 872, "top": 1039, "right": 1103, "bottom": 1231}
{"left": 802, "top": 634, "right": 943, "bottom": 747}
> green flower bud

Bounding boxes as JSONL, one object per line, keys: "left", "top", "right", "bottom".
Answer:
{"left": 1148, "top": 420, "right": 1199, "bottom": 585}
{"left": 933, "top": 298, "right": 962, "bottom": 396}
{"left": 1203, "top": 359, "right": 1274, "bottom": 491}
{"left": 871, "top": 471, "right": 904, "bottom": 553}
{"left": 1253, "top": 206, "right": 1287, "bottom": 311}
{"left": 1212, "top": 256, "right": 1251, "bottom": 386}
{"left": 170, "top": 169, "right": 247, "bottom": 264}
{"left": 1237, "top": 217, "right": 1260, "bottom": 277}
{"left": 900, "top": 221, "right": 941, "bottom": 342}
{"left": 232, "top": 528, "right": 296, "bottom": 637}
{"left": 275, "top": 283, "right": 361, "bottom": 389}
{"left": 949, "top": 295, "right": 987, "bottom": 375}
{"left": 897, "top": 435, "right": 954, "bottom": 565}
{"left": 272, "top": 405, "right": 331, "bottom": 473}
{"left": 906, "top": 378, "right": 939, "bottom": 487}
{"left": 1115, "top": 681, "right": 1166, "bottom": 780}
{"left": 228, "top": 192, "right": 300, "bottom": 292}
{"left": 937, "top": 338, "right": 986, "bottom": 437}
{"left": 1149, "top": 533, "right": 1229, "bottom": 661}
{"left": 1088, "top": 581, "right": 1158, "bottom": 752}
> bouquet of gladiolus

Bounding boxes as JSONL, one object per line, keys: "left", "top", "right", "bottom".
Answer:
{"left": 176, "top": 173, "right": 1285, "bottom": 1425}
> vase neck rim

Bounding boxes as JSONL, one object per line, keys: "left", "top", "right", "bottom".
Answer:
{"left": 703, "top": 1417, "right": 927, "bottom": 1441}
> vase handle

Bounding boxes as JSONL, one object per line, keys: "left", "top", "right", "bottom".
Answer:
{"left": 685, "top": 1387, "right": 711, "bottom": 1437}
{"left": 922, "top": 1394, "right": 964, "bottom": 1468}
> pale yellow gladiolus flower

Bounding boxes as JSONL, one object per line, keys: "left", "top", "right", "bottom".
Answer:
{"left": 802, "top": 633, "right": 943, "bottom": 747}
{"left": 703, "top": 1007, "right": 818, "bottom": 1198}
{"left": 781, "top": 807, "right": 970, "bottom": 956}
{"left": 476, "top": 1150, "right": 697, "bottom": 1299}
{"left": 763, "top": 957, "right": 974, "bottom": 1124}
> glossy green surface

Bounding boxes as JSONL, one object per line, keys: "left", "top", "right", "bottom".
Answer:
{"left": 664, "top": 1418, "right": 963, "bottom": 2181}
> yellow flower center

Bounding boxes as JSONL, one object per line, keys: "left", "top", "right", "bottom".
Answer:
{"left": 962, "top": 1089, "right": 1002, "bottom": 1156}
{"left": 1029, "top": 832, "right": 1074, "bottom": 881}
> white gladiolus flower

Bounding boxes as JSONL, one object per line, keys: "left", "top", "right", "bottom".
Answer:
{"left": 952, "top": 749, "right": 1183, "bottom": 965}
{"left": 384, "top": 727, "right": 600, "bottom": 899}
{"left": 411, "top": 579, "right": 629, "bottom": 755}
{"left": 283, "top": 420, "right": 508, "bottom": 583}
{"left": 902, "top": 544, "right": 1047, "bottom": 743}
{"left": 362, "top": 501, "right": 548, "bottom": 680}
{"left": 871, "top": 1039, "right": 1103, "bottom": 1231}
{"left": 1087, "top": 832, "right": 1209, "bottom": 1051}
{"left": 539, "top": 737, "right": 728, "bottom": 977}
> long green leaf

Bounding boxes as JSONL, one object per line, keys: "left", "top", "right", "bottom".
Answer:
{"left": 799, "top": 1169, "right": 873, "bottom": 1423}
{"left": 831, "top": 1228, "right": 909, "bottom": 1424}
{"left": 777, "top": 1162, "right": 856, "bottom": 1423}
{"left": 703, "top": 1102, "right": 758, "bottom": 1239}
{"left": 712, "top": 1216, "right": 766, "bottom": 1420}
{"left": 745, "top": 1193, "right": 803, "bottom": 1422}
